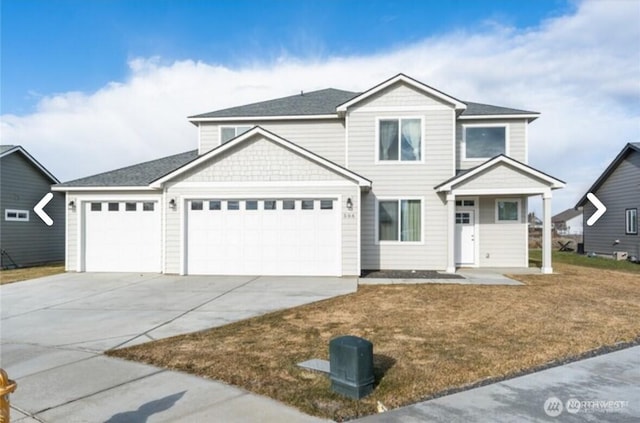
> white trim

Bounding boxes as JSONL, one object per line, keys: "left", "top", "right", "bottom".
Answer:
{"left": 462, "top": 123, "right": 510, "bottom": 162}
{"left": 374, "top": 196, "right": 425, "bottom": 245}
{"left": 189, "top": 114, "right": 339, "bottom": 123}
{"left": 337, "top": 74, "right": 467, "bottom": 112}
{"left": 345, "top": 113, "right": 350, "bottom": 168}
{"left": 78, "top": 200, "right": 84, "bottom": 271}
{"left": 458, "top": 114, "right": 539, "bottom": 121}
{"left": 352, "top": 105, "right": 451, "bottom": 113}
{"left": 375, "top": 116, "right": 425, "bottom": 164}
{"left": 625, "top": 208, "right": 638, "bottom": 235}
{"left": 436, "top": 156, "right": 565, "bottom": 192}
{"left": 0, "top": 146, "right": 60, "bottom": 183}
{"left": 52, "top": 186, "right": 158, "bottom": 192}
{"left": 65, "top": 192, "right": 70, "bottom": 271}
{"left": 451, "top": 109, "right": 456, "bottom": 178}
{"left": 524, "top": 120, "right": 529, "bottom": 165}
{"left": 180, "top": 196, "right": 186, "bottom": 275}
{"left": 356, "top": 190, "right": 361, "bottom": 275}
{"left": 453, "top": 187, "right": 553, "bottom": 196}
{"left": 523, "top": 197, "right": 529, "bottom": 267}
{"left": 151, "top": 127, "right": 372, "bottom": 188}
{"left": 495, "top": 198, "right": 522, "bottom": 223}
{"left": 161, "top": 189, "right": 166, "bottom": 273}
{"left": 170, "top": 181, "right": 358, "bottom": 189}
{"left": 4, "top": 209, "right": 29, "bottom": 221}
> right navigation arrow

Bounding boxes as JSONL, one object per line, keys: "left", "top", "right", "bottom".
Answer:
{"left": 586, "top": 193, "right": 606, "bottom": 226}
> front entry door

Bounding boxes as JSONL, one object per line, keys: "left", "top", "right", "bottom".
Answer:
{"left": 455, "top": 211, "right": 475, "bottom": 265}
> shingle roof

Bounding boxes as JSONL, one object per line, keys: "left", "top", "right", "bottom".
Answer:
{"left": 461, "top": 102, "right": 538, "bottom": 116}
{"left": 55, "top": 150, "right": 198, "bottom": 187}
{"left": 189, "top": 89, "right": 359, "bottom": 119}
{"left": 189, "top": 87, "right": 537, "bottom": 119}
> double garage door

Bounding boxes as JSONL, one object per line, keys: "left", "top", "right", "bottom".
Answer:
{"left": 187, "top": 198, "right": 341, "bottom": 276}
{"left": 83, "top": 198, "right": 341, "bottom": 275}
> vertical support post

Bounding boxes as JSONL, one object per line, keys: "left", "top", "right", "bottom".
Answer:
{"left": 542, "top": 191, "right": 553, "bottom": 274}
{"left": 446, "top": 193, "right": 456, "bottom": 273}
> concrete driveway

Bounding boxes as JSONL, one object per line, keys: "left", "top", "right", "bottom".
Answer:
{"left": 1, "top": 272, "right": 356, "bottom": 422}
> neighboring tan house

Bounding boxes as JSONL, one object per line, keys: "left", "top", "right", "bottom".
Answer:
{"left": 576, "top": 142, "right": 640, "bottom": 258}
{"left": 53, "top": 74, "right": 564, "bottom": 276}
{"left": 1, "top": 145, "right": 65, "bottom": 268}
{"left": 552, "top": 208, "right": 583, "bottom": 236}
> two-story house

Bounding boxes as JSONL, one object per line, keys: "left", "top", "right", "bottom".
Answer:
{"left": 53, "top": 74, "right": 564, "bottom": 276}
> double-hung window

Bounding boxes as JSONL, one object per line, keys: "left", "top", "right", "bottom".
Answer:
{"left": 464, "top": 125, "right": 507, "bottom": 159}
{"left": 378, "top": 199, "right": 422, "bottom": 242}
{"left": 220, "top": 126, "right": 252, "bottom": 143}
{"left": 378, "top": 118, "right": 422, "bottom": 161}
{"left": 626, "top": 208, "right": 638, "bottom": 234}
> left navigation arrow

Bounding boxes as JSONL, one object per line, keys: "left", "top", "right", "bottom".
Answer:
{"left": 34, "top": 192, "right": 54, "bottom": 226}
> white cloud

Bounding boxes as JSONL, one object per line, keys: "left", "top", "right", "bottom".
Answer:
{"left": 1, "top": 0, "right": 638, "bottom": 214}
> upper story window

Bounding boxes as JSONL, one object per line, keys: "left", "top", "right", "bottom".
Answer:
{"left": 378, "top": 118, "right": 422, "bottom": 162}
{"left": 220, "top": 126, "right": 252, "bottom": 143}
{"left": 464, "top": 125, "right": 507, "bottom": 160}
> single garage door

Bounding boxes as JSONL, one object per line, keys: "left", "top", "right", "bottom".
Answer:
{"left": 187, "top": 198, "right": 340, "bottom": 276}
{"left": 84, "top": 201, "right": 161, "bottom": 272}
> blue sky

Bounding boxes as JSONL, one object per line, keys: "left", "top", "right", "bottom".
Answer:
{"left": 2, "top": 0, "right": 571, "bottom": 114}
{"left": 1, "top": 0, "right": 639, "bottom": 214}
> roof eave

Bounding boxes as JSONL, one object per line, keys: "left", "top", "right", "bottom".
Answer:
{"left": 458, "top": 113, "right": 540, "bottom": 122}
{"left": 187, "top": 114, "right": 340, "bottom": 123}
{"left": 52, "top": 185, "right": 159, "bottom": 192}
{"left": 0, "top": 146, "right": 60, "bottom": 183}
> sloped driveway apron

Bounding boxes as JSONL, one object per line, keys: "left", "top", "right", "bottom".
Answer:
{"left": 1, "top": 272, "right": 356, "bottom": 422}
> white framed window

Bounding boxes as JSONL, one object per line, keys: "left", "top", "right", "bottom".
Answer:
{"left": 463, "top": 124, "right": 508, "bottom": 160}
{"left": 220, "top": 126, "right": 252, "bottom": 143}
{"left": 5, "top": 209, "right": 29, "bottom": 221}
{"left": 377, "top": 199, "right": 422, "bottom": 242}
{"left": 377, "top": 117, "right": 423, "bottom": 162}
{"left": 626, "top": 208, "right": 638, "bottom": 235}
{"left": 495, "top": 199, "right": 521, "bottom": 223}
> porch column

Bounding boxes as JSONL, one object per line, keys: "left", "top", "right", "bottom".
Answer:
{"left": 542, "top": 191, "right": 553, "bottom": 274}
{"left": 446, "top": 193, "right": 456, "bottom": 273}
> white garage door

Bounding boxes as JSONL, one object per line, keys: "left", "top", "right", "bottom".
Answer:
{"left": 187, "top": 198, "right": 340, "bottom": 276}
{"left": 84, "top": 201, "right": 161, "bottom": 272}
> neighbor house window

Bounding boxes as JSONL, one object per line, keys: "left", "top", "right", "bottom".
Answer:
{"left": 626, "top": 208, "right": 638, "bottom": 234}
{"left": 4, "top": 209, "right": 29, "bottom": 222}
{"left": 378, "top": 118, "right": 422, "bottom": 161}
{"left": 464, "top": 125, "right": 507, "bottom": 159}
{"left": 220, "top": 126, "right": 252, "bottom": 143}
{"left": 496, "top": 199, "right": 520, "bottom": 222}
{"left": 378, "top": 199, "right": 421, "bottom": 242}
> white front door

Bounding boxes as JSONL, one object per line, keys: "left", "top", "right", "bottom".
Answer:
{"left": 455, "top": 211, "right": 475, "bottom": 265}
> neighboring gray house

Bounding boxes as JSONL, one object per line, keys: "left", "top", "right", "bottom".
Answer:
{"left": 53, "top": 74, "right": 564, "bottom": 276}
{"left": 552, "top": 208, "right": 583, "bottom": 236}
{"left": 1, "top": 145, "right": 65, "bottom": 268}
{"left": 576, "top": 142, "right": 640, "bottom": 258}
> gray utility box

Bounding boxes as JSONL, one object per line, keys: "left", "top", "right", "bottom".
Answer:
{"left": 329, "top": 335, "right": 374, "bottom": 399}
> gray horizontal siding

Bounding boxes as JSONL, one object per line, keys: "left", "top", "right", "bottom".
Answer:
{"left": 478, "top": 196, "right": 528, "bottom": 267}
{"left": 583, "top": 151, "right": 640, "bottom": 257}
{"left": 0, "top": 153, "right": 64, "bottom": 267}
{"left": 347, "top": 82, "right": 456, "bottom": 270}
{"left": 199, "top": 119, "right": 346, "bottom": 165}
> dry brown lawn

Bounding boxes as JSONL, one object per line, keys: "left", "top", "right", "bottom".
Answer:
{"left": 0, "top": 263, "right": 65, "bottom": 285}
{"left": 109, "top": 263, "right": 640, "bottom": 421}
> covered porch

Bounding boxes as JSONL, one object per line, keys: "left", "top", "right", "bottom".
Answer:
{"left": 435, "top": 155, "right": 565, "bottom": 274}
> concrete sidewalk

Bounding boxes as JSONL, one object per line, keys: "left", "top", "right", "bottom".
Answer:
{"left": 1, "top": 272, "right": 355, "bottom": 422}
{"left": 354, "top": 346, "right": 640, "bottom": 422}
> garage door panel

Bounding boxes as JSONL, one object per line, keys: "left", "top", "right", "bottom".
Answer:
{"left": 84, "top": 201, "right": 160, "bottom": 272}
{"left": 187, "top": 198, "right": 340, "bottom": 276}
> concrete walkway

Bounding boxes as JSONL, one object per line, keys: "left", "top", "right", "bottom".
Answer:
{"left": 354, "top": 346, "right": 640, "bottom": 422}
{"left": 1, "top": 272, "right": 356, "bottom": 422}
